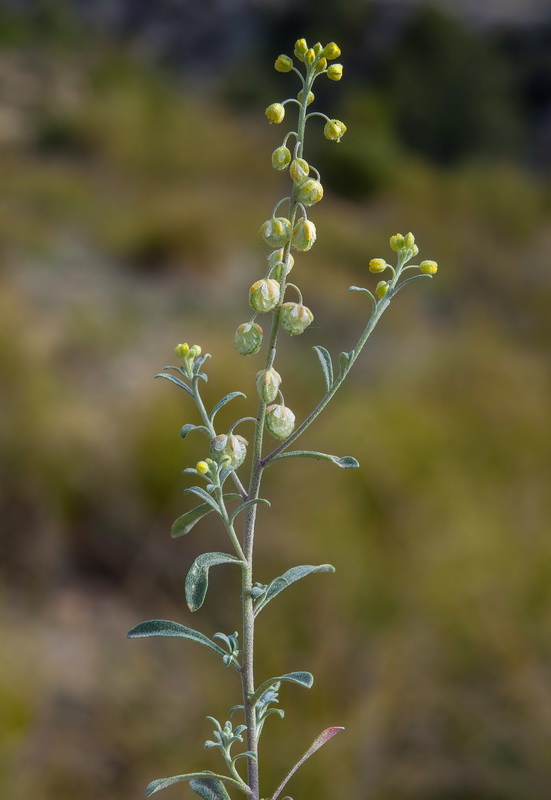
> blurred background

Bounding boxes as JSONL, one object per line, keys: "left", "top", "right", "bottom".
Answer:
{"left": 1, "top": 1, "right": 550, "bottom": 799}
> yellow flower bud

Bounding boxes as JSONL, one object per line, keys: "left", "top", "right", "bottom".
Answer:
{"left": 249, "top": 278, "right": 281, "bottom": 313}
{"left": 369, "top": 258, "right": 387, "bottom": 274}
{"left": 313, "top": 42, "right": 323, "bottom": 56}
{"left": 294, "top": 38, "right": 308, "bottom": 61}
{"left": 314, "top": 57, "right": 327, "bottom": 74}
{"left": 389, "top": 233, "right": 405, "bottom": 252}
{"left": 196, "top": 461, "right": 209, "bottom": 475}
{"left": 274, "top": 54, "right": 293, "bottom": 73}
{"left": 323, "top": 42, "right": 341, "bottom": 60}
{"left": 420, "top": 260, "right": 438, "bottom": 275}
{"left": 175, "top": 342, "right": 190, "bottom": 358}
{"left": 376, "top": 281, "right": 390, "bottom": 299}
{"left": 265, "top": 103, "right": 285, "bottom": 124}
{"left": 271, "top": 145, "right": 291, "bottom": 170}
{"left": 404, "top": 232, "right": 415, "bottom": 248}
{"left": 289, "top": 157, "right": 310, "bottom": 185}
{"left": 305, "top": 48, "right": 315, "bottom": 65}
{"left": 292, "top": 218, "right": 317, "bottom": 252}
{"left": 323, "top": 118, "right": 347, "bottom": 142}
{"left": 297, "top": 89, "right": 315, "bottom": 106}
{"left": 189, "top": 344, "right": 202, "bottom": 357}
{"left": 296, "top": 178, "right": 324, "bottom": 206}
{"left": 327, "top": 64, "right": 343, "bottom": 81}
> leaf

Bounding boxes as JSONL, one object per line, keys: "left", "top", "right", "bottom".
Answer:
{"left": 348, "top": 285, "right": 376, "bottom": 308}
{"left": 184, "top": 486, "right": 221, "bottom": 513}
{"left": 269, "top": 450, "right": 359, "bottom": 469}
{"left": 186, "top": 552, "right": 244, "bottom": 612}
{"left": 312, "top": 345, "right": 333, "bottom": 392}
{"left": 194, "top": 353, "right": 211, "bottom": 373}
{"left": 393, "top": 272, "right": 433, "bottom": 295}
{"left": 181, "top": 424, "right": 212, "bottom": 440}
{"left": 146, "top": 771, "right": 247, "bottom": 797}
{"left": 338, "top": 350, "right": 353, "bottom": 378}
{"left": 190, "top": 778, "right": 231, "bottom": 800}
{"left": 209, "top": 392, "right": 246, "bottom": 423}
{"left": 230, "top": 497, "right": 271, "bottom": 524}
{"left": 271, "top": 727, "right": 345, "bottom": 800}
{"left": 251, "top": 672, "right": 314, "bottom": 706}
{"left": 254, "top": 564, "right": 335, "bottom": 616}
{"left": 126, "top": 620, "right": 226, "bottom": 658}
{"left": 171, "top": 504, "right": 215, "bottom": 538}
{"left": 155, "top": 373, "right": 193, "bottom": 396}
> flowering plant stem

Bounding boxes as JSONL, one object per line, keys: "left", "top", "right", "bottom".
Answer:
{"left": 127, "top": 37, "right": 438, "bottom": 800}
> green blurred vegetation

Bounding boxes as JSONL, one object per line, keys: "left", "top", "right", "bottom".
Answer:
{"left": 1, "top": 6, "right": 551, "bottom": 800}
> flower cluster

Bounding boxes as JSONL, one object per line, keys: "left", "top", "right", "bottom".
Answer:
{"left": 233, "top": 37, "right": 348, "bottom": 440}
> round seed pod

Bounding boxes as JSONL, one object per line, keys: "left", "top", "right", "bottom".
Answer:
{"left": 260, "top": 217, "right": 292, "bottom": 248}
{"left": 292, "top": 218, "right": 317, "bottom": 252}
{"left": 280, "top": 302, "right": 314, "bottom": 335}
{"left": 265, "top": 404, "right": 296, "bottom": 440}
{"left": 296, "top": 178, "right": 324, "bottom": 206}
{"left": 249, "top": 278, "right": 281, "bottom": 313}
{"left": 289, "top": 158, "right": 310, "bottom": 185}
{"left": 209, "top": 434, "right": 248, "bottom": 469}
{"left": 272, "top": 145, "right": 291, "bottom": 170}
{"left": 256, "top": 368, "right": 282, "bottom": 403}
{"left": 234, "top": 322, "right": 263, "bottom": 356}
{"left": 265, "top": 103, "right": 285, "bottom": 124}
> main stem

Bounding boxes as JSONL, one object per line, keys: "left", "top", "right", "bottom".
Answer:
{"left": 240, "top": 71, "right": 314, "bottom": 800}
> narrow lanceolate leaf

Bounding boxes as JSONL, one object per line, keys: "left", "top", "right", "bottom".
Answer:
{"left": 185, "top": 552, "right": 244, "bottom": 612}
{"left": 269, "top": 450, "right": 359, "bottom": 469}
{"left": 230, "top": 497, "right": 271, "bottom": 524}
{"left": 155, "top": 372, "right": 193, "bottom": 396}
{"left": 348, "top": 285, "right": 376, "bottom": 308}
{"left": 254, "top": 564, "right": 335, "bottom": 616}
{"left": 171, "top": 503, "right": 215, "bottom": 537}
{"left": 181, "top": 423, "right": 212, "bottom": 440}
{"left": 271, "top": 727, "right": 345, "bottom": 800}
{"left": 251, "top": 672, "right": 314, "bottom": 706}
{"left": 126, "top": 620, "right": 226, "bottom": 658}
{"left": 338, "top": 350, "right": 354, "bottom": 378}
{"left": 209, "top": 392, "right": 246, "bottom": 423}
{"left": 312, "top": 345, "right": 333, "bottom": 392}
{"left": 146, "top": 771, "right": 248, "bottom": 797}
{"left": 190, "top": 778, "right": 232, "bottom": 800}
{"left": 184, "top": 486, "right": 221, "bottom": 513}
{"left": 393, "top": 272, "right": 433, "bottom": 295}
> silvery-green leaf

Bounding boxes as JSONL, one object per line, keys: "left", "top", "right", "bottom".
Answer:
{"left": 232, "top": 752, "right": 257, "bottom": 764}
{"left": 146, "top": 771, "right": 247, "bottom": 797}
{"left": 209, "top": 392, "right": 246, "bottom": 423}
{"left": 190, "top": 778, "right": 231, "bottom": 800}
{"left": 186, "top": 552, "right": 244, "bottom": 612}
{"left": 338, "top": 350, "right": 353, "bottom": 378}
{"left": 312, "top": 345, "right": 333, "bottom": 392}
{"left": 251, "top": 672, "right": 314, "bottom": 706}
{"left": 184, "top": 486, "right": 221, "bottom": 513}
{"left": 271, "top": 727, "right": 345, "bottom": 800}
{"left": 193, "top": 353, "right": 211, "bottom": 372}
{"left": 254, "top": 564, "right": 335, "bottom": 616}
{"left": 268, "top": 450, "right": 359, "bottom": 469}
{"left": 171, "top": 503, "right": 214, "bottom": 537}
{"left": 230, "top": 497, "right": 271, "bottom": 524}
{"left": 348, "top": 285, "right": 376, "bottom": 308}
{"left": 155, "top": 373, "right": 193, "bottom": 396}
{"left": 181, "top": 424, "right": 211, "bottom": 440}
{"left": 393, "top": 272, "right": 433, "bottom": 295}
{"left": 126, "top": 620, "right": 226, "bottom": 658}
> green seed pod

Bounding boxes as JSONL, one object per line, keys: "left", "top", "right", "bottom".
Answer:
{"left": 420, "top": 260, "right": 438, "bottom": 275}
{"left": 209, "top": 434, "right": 248, "bottom": 469}
{"left": 327, "top": 64, "right": 343, "bottom": 81}
{"left": 265, "top": 103, "right": 285, "bottom": 124}
{"left": 323, "top": 42, "right": 341, "bottom": 60}
{"left": 265, "top": 404, "right": 296, "bottom": 440}
{"left": 297, "top": 89, "right": 315, "bottom": 106}
{"left": 289, "top": 158, "right": 310, "bottom": 185}
{"left": 271, "top": 145, "right": 291, "bottom": 170}
{"left": 274, "top": 54, "right": 293, "bottom": 73}
{"left": 323, "top": 118, "right": 347, "bottom": 142}
{"left": 268, "top": 248, "right": 294, "bottom": 280}
{"left": 249, "top": 278, "right": 281, "bottom": 313}
{"left": 280, "top": 302, "right": 314, "bottom": 335}
{"left": 292, "top": 218, "right": 317, "bottom": 252}
{"left": 389, "top": 233, "right": 405, "bottom": 251}
{"left": 376, "top": 281, "right": 390, "bottom": 299}
{"left": 234, "top": 322, "right": 263, "bottom": 356}
{"left": 369, "top": 258, "right": 387, "bottom": 273}
{"left": 296, "top": 178, "right": 324, "bottom": 206}
{"left": 294, "top": 39, "right": 308, "bottom": 61}
{"left": 256, "top": 368, "right": 282, "bottom": 403}
{"left": 260, "top": 217, "right": 292, "bottom": 248}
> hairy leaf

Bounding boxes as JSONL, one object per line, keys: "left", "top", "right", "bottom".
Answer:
{"left": 209, "top": 392, "right": 246, "bottom": 423}
{"left": 190, "top": 778, "right": 231, "bottom": 800}
{"left": 146, "top": 771, "right": 246, "bottom": 797}
{"left": 155, "top": 373, "right": 193, "bottom": 396}
{"left": 348, "top": 285, "right": 376, "bottom": 308}
{"left": 184, "top": 486, "right": 221, "bottom": 513}
{"left": 230, "top": 497, "right": 271, "bottom": 524}
{"left": 251, "top": 672, "right": 314, "bottom": 706}
{"left": 254, "top": 564, "right": 335, "bottom": 616}
{"left": 181, "top": 423, "right": 212, "bottom": 440}
{"left": 271, "top": 727, "right": 345, "bottom": 800}
{"left": 171, "top": 503, "right": 214, "bottom": 537}
{"left": 126, "top": 620, "right": 226, "bottom": 658}
{"left": 312, "top": 345, "right": 333, "bottom": 392}
{"left": 186, "top": 552, "right": 244, "bottom": 612}
{"left": 268, "top": 450, "right": 359, "bottom": 469}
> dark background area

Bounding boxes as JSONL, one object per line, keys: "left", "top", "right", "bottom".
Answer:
{"left": 1, "top": 1, "right": 550, "bottom": 799}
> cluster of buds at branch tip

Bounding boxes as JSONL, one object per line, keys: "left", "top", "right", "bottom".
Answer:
{"left": 367, "top": 232, "right": 440, "bottom": 300}
{"left": 175, "top": 342, "right": 202, "bottom": 376}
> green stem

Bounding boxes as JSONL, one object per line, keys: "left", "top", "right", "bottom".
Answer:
{"left": 240, "top": 67, "right": 315, "bottom": 800}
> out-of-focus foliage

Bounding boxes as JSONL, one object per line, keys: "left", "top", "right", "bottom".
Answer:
{"left": 1, "top": 3, "right": 550, "bottom": 800}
